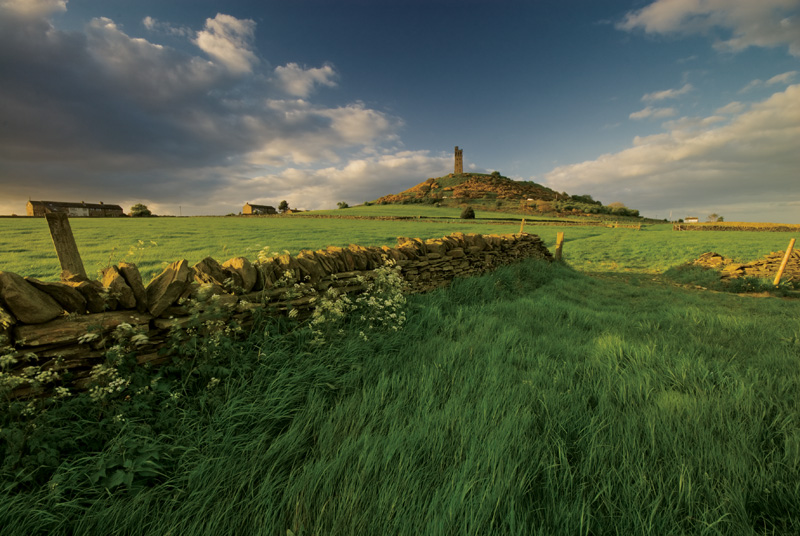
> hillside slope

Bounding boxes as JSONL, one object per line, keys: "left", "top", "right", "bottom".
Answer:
{"left": 375, "top": 173, "right": 561, "bottom": 204}
{"left": 371, "top": 172, "right": 641, "bottom": 218}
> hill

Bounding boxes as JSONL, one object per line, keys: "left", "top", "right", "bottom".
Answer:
{"left": 371, "top": 172, "right": 641, "bottom": 218}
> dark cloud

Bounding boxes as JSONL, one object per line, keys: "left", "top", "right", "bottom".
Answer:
{"left": 0, "top": 5, "right": 400, "bottom": 214}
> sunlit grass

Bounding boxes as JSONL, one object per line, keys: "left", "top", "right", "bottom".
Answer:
{"left": 2, "top": 260, "right": 798, "bottom": 534}
{"left": 1, "top": 215, "right": 796, "bottom": 283}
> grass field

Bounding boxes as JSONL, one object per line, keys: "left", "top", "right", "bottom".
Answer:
{"left": 1, "top": 210, "right": 799, "bottom": 534}
{"left": 0, "top": 212, "right": 796, "bottom": 282}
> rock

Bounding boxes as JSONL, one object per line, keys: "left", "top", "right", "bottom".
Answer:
{"left": 1, "top": 302, "right": 16, "bottom": 333}
{"left": 222, "top": 257, "right": 257, "bottom": 292}
{"left": 64, "top": 280, "right": 113, "bottom": 313}
{"left": 101, "top": 266, "right": 137, "bottom": 309}
{"left": 193, "top": 257, "right": 228, "bottom": 287}
{"left": 146, "top": 259, "right": 193, "bottom": 317}
{"left": 25, "top": 277, "right": 87, "bottom": 313}
{"left": 118, "top": 262, "right": 148, "bottom": 313}
{"left": 0, "top": 271, "right": 64, "bottom": 324}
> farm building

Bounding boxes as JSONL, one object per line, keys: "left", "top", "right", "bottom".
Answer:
{"left": 243, "top": 203, "right": 277, "bottom": 215}
{"left": 26, "top": 200, "right": 124, "bottom": 217}
{"left": 684, "top": 216, "right": 699, "bottom": 223}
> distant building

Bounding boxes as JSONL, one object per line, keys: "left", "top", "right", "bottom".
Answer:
{"left": 684, "top": 216, "right": 699, "bottom": 223}
{"left": 454, "top": 146, "right": 463, "bottom": 174}
{"left": 243, "top": 203, "right": 277, "bottom": 215}
{"left": 26, "top": 200, "right": 124, "bottom": 217}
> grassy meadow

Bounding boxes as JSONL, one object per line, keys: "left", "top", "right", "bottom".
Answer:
{"left": 0, "top": 211, "right": 796, "bottom": 282}
{"left": 1, "top": 209, "right": 799, "bottom": 534}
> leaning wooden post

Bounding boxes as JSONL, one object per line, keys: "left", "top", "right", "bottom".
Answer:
{"left": 773, "top": 238, "right": 796, "bottom": 286}
{"left": 519, "top": 218, "right": 526, "bottom": 234}
{"left": 45, "top": 212, "right": 87, "bottom": 281}
{"left": 555, "top": 232, "right": 565, "bottom": 261}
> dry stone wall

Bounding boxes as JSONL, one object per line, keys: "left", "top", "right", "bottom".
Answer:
{"left": 693, "top": 250, "right": 800, "bottom": 280}
{"left": 1, "top": 232, "right": 552, "bottom": 398}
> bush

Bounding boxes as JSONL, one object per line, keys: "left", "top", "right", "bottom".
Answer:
{"left": 460, "top": 206, "right": 475, "bottom": 219}
{"left": 337, "top": 202, "right": 349, "bottom": 209}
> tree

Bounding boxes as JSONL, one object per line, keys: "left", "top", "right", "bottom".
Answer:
{"left": 707, "top": 213, "right": 724, "bottom": 222}
{"left": 278, "top": 200, "right": 289, "bottom": 213}
{"left": 337, "top": 201, "right": 349, "bottom": 209}
{"left": 129, "top": 203, "right": 151, "bottom": 217}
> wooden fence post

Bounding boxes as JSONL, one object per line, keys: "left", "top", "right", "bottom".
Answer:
{"left": 45, "top": 212, "right": 87, "bottom": 281}
{"left": 555, "top": 232, "right": 564, "bottom": 261}
{"left": 520, "top": 218, "right": 526, "bottom": 234}
{"left": 773, "top": 238, "right": 796, "bottom": 286}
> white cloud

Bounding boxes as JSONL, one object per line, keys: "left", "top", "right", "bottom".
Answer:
{"left": 0, "top": 0, "right": 65, "bottom": 18}
{"left": 86, "top": 17, "right": 221, "bottom": 105}
{"left": 142, "top": 16, "right": 192, "bottom": 38}
{"left": 244, "top": 100, "right": 399, "bottom": 165}
{"left": 715, "top": 101, "right": 746, "bottom": 114}
{"left": 642, "top": 83, "right": 693, "bottom": 101}
{"left": 629, "top": 106, "right": 678, "bottom": 120}
{"left": 542, "top": 84, "right": 800, "bottom": 223}
{"left": 740, "top": 70, "right": 799, "bottom": 92}
{"left": 619, "top": 0, "right": 800, "bottom": 57}
{"left": 194, "top": 13, "right": 258, "bottom": 74}
{"left": 274, "top": 63, "right": 338, "bottom": 97}
{"left": 241, "top": 151, "right": 452, "bottom": 211}
{"left": 766, "top": 70, "right": 799, "bottom": 84}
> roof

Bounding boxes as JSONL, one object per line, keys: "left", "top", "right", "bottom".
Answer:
{"left": 28, "top": 200, "right": 123, "bottom": 211}
{"left": 245, "top": 203, "right": 275, "bottom": 209}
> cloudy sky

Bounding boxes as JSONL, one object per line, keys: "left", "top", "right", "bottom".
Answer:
{"left": 1, "top": 0, "right": 798, "bottom": 222}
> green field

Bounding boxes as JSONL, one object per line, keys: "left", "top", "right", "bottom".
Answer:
{"left": 0, "top": 212, "right": 795, "bottom": 282}
{"left": 2, "top": 211, "right": 799, "bottom": 534}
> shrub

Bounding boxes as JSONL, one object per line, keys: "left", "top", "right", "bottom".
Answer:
{"left": 460, "top": 206, "right": 475, "bottom": 219}
{"left": 337, "top": 202, "right": 349, "bottom": 209}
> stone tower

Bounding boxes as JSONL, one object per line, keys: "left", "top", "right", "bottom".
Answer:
{"left": 454, "top": 146, "right": 463, "bottom": 175}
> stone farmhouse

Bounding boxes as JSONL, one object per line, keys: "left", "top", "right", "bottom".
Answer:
{"left": 26, "top": 200, "right": 124, "bottom": 217}
{"left": 242, "top": 203, "right": 277, "bottom": 215}
{"left": 684, "top": 217, "right": 699, "bottom": 223}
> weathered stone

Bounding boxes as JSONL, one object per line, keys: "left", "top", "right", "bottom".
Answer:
{"left": 295, "top": 256, "right": 324, "bottom": 282}
{"left": 193, "top": 257, "right": 227, "bottom": 286}
{"left": 447, "top": 248, "right": 466, "bottom": 258}
{"left": 146, "top": 259, "right": 193, "bottom": 317}
{"left": 348, "top": 245, "right": 370, "bottom": 271}
{"left": 0, "top": 305, "right": 17, "bottom": 335}
{"left": 65, "top": 280, "right": 112, "bottom": 313}
{"left": 14, "top": 310, "right": 152, "bottom": 347}
{"left": 25, "top": 277, "right": 87, "bottom": 313}
{"left": 223, "top": 257, "right": 257, "bottom": 292}
{"left": 118, "top": 262, "right": 148, "bottom": 313}
{"left": 0, "top": 271, "right": 64, "bottom": 324}
{"left": 101, "top": 266, "right": 137, "bottom": 310}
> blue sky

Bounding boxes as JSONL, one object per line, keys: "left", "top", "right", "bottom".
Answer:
{"left": 1, "top": 0, "right": 798, "bottom": 222}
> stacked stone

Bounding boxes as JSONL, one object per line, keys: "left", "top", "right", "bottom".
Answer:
{"left": 692, "top": 250, "right": 800, "bottom": 280}
{"left": 0, "top": 232, "right": 552, "bottom": 398}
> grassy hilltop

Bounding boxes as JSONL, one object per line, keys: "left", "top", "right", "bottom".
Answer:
{"left": 371, "top": 171, "right": 643, "bottom": 219}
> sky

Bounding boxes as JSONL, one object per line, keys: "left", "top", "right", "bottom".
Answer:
{"left": 0, "top": 0, "right": 798, "bottom": 222}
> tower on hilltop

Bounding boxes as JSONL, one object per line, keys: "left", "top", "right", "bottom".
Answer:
{"left": 454, "top": 146, "right": 463, "bottom": 174}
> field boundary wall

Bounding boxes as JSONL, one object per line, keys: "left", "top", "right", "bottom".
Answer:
{"left": 0, "top": 232, "right": 552, "bottom": 398}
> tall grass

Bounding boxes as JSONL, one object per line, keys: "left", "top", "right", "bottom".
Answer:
{"left": 2, "top": 259, "right": 798, "bottom": 534}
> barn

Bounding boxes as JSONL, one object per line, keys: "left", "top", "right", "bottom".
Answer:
{"left": 243, "top": 203, "right": 277, "bottom": 215}
{"left": 26, "top": 200, "right": 125, "bottom": 217}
